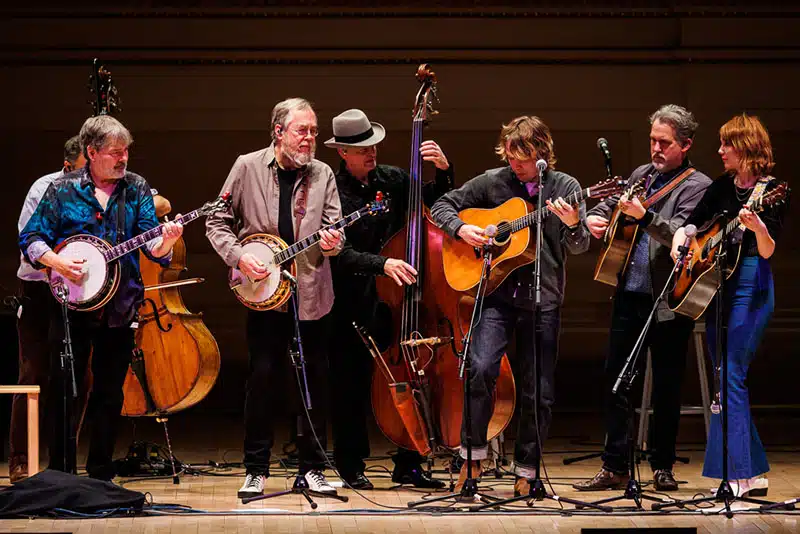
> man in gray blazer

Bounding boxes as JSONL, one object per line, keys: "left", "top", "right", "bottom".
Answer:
{"left": 574, "top": 105, "right": 712, "bottom": 492}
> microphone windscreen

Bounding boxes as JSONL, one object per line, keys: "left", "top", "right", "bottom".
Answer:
{"left": 684, "top": 224, "right": 697, "bottom": 238}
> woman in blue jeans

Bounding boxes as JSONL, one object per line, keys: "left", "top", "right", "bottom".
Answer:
{"left": 672, "top": 113, "right": 788, "bottom": 497}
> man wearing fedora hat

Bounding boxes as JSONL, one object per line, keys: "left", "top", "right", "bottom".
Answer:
{"left": 325, "top": 108, "right": 452, "bottom": 489}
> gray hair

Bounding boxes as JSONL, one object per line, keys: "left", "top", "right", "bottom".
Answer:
{"left": 63, "top": 135, "right": 82, "bottom": 164}
{"left": 649, "top": 104, "right": 698, "bottom": 146}
{"left": 80, "top": 115, "right": 133, "bottom": 159}
{"left": 270, "top": 97, "right": 314, "bottom": 142}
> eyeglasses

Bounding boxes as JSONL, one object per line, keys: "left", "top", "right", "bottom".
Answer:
{"left": 288, "top": 126, "right": 319, "bottom": 139}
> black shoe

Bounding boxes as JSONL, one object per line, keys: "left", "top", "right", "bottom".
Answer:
{"left": 342, "top": 471, "right": 374, "bottom": 490}
{"left": 392, "top": 465, "right": 445, "bottom": 489}
{"left": 653, "top": 469, "right": 679, "bottom": 492}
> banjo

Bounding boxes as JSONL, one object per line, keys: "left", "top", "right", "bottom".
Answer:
{"left": 48, "top": 193, "right": 232, "bottom": 311}
{"left": 229, "top": 193, "right": 388, "bottom": 311}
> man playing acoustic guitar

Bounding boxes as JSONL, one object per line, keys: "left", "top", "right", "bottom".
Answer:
{"left": 431, "top": 115, "right": 590, "bottom": 493}
{"left": 574, "top": 104, "right": 712, "bottom": 492}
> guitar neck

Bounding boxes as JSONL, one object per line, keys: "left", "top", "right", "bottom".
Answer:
{"left": 273, "top": 208, "right": 366, "bottom": 265}
{"left": 511, "top": 187, "right": 589, "bottom": 232}
{"left": 708, "top": 202, "right": 765, "bottom": 250}
{"left": 105, "top": 209, "right": 202, "bottom": 262}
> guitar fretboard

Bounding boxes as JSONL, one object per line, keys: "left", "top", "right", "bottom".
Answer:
{"left": 506, "top": 187, "right": 591, "bottom": 233}
{"left": 707, "top": 197, "right": 766, "bottom": 250}
{"left": 103, "top": 209, "right": 203, "bottom": 262}
{"left": 273, "top": 207, "right": 368, "bottom": 265}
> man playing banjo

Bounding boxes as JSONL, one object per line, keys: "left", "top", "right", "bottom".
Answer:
{"left": 18, "top": 115, "right": 183, "bottom": 480}
{"left": 205, "top": 97, "right": 344, "bottom": 499}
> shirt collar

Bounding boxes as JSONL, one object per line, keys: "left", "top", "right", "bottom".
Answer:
{"left": 79, "top": 165, "right": 133, "bottom": 189}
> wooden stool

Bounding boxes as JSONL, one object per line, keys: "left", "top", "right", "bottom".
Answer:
{"left": 636, "top": 321, "right": 711, "bottom": 453}
{"left": 0, "top": 385, "right": 40, "bottom": 476}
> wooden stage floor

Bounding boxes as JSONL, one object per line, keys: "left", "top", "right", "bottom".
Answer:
{"left": 2, "top": 418, "right": 800, "bottom": 533}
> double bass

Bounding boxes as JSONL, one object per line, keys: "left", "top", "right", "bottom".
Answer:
{"left": 121, "top": 223, "right": 221, "bottom": 417}
{"left": 369, "top": 65, "right": 515, "bottom": 456}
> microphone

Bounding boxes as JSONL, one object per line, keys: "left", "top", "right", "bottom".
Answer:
{"left": 676, "top": 224, "right": 697, "bottom": 264}
{"left": 535, "top": 159, "right": 547, "bottom": 178}
{"left": 400, "top": 336, "right": 453, "bottom": 347}
{"left": 597, "top": 137, "right": 613, "bottom": 177}
{"left": 281, "top": 269, "right": 297, "bottom": 285}
{"left": 596, "top": 137, "right": 612, "bottom": 161}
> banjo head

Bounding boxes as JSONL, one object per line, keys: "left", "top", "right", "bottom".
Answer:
{"left": 229, "top": 234, "right": 291, "bottom": 310}
{"left": 50, "top": 235, "right": 117, "bottom": 311}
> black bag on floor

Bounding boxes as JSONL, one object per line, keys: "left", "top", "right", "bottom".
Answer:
{"left": 0, "top": 469, "right": 145, "bottom": 517}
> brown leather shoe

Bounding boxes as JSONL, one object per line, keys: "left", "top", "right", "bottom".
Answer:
{"left": 572, "top": 468, "right": 630, "bottom": 491}
{"left": 9, "top": 462, "right": 28, "bottom": 484}
{"left": 653, "top": 469, "right": 678, "bottom": 492}
{"left": 454, "top": 460, "right": 482, "bottom": 492}
{"left": 514, "top": 477, "right": 530, "bottom": 497}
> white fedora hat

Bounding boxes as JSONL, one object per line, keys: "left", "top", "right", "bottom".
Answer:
{"left": 324, "top": 109, "right": 386, "bottom": 148}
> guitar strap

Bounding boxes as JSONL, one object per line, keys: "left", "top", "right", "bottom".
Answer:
{"left": 293, "top": 169, "right": 309, "bottom": 242}
{"left": 641, "top": 166, "right": 696, "bottom": 209}
{"left": 737, "top": 176, "right": 773, "bottom": 231}
{"left": 116, "top": 185, "right": 126, "bottom": 245}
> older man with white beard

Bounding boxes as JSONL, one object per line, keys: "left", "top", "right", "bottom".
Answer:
{"left": 206, "top": 97, "right": 344, "bottom": 498}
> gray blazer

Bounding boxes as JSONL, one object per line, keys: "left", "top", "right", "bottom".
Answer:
{"left": 587, "top": 161, "right": 712, "bottom": 321}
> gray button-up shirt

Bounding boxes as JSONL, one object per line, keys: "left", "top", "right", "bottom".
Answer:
{"left": 205, "top": 144, "right": 343, "bottom": 321}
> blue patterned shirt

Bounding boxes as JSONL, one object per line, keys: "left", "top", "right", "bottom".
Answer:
{"left": 19, "top": 166, "right": 170, "bottom": 326}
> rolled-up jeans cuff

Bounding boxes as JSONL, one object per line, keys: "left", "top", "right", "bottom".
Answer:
{"left": 512, "top": 461, "right": 538, "bottom": 479}
{"left": 460, "top": 445, "right": 488, "bottom": 460}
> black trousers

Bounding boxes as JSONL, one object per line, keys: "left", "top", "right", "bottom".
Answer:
{"left": 9, "top": 281, "right": 53, "bottom": 464}
{"left": 328, "top": 314, "right": 425, "bottom": 476}
{"left": 601, "top": 290, "right": 694, "bottom": 474}
{"left": 243, "top": 309, "right": 330, "bottom": 475}
{"left": 47, "top": 309, "right": 133, "bottom": 481}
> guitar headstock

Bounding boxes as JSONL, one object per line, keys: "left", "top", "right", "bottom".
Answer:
{"left": 365, "top": 191, "right": 390, "bottom": 216}
{"left": 754, "top": 181, "right": 789, "bottom": 211}
{"left": 200, "top": 192, "right": 233, "bottom": 216}
{"left": 89, "top": 58, "right": 121, "bottom": 116}
{"left": 587, "top": 176, "right": 626, "bottom": 199}
{"left": 412, "top": 64, "right": 438, "bottom": 123}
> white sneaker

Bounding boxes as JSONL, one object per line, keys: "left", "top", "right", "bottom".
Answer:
{"left": 238, "top": 473, "right": 266, "bottom": 499}
{"left": 300, "top": 470, "right": 337, "bottom": 495}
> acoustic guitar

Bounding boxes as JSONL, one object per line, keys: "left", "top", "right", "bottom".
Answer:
{"left": 668, "top": 182, "right": 789, "bottom": 320}
{"left": 441, "top": 178, "right": 623, "bottom": 295}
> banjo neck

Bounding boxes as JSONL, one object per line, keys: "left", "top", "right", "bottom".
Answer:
{"left": 103, "top": 209, "right": 203, "bottom": 263}
{"left": 271, "top": 207, "right": 372, "bottom": 265}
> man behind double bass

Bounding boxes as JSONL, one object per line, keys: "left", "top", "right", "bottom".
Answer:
{"left": 325, "top": 108, "right": 452, "bottom": 490}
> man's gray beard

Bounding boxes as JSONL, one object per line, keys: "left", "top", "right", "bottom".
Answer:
{"left": 291, "top": 149, "right": 314, "bottom": 167}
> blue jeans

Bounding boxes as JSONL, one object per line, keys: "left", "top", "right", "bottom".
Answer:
{"left": 703, "top": 256, "right": 773, "bottom": 480}
{"left": 460, "top": 296, "right": 560, "bottom": 478}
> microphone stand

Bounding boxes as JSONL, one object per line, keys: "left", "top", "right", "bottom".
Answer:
{"left": 583, "top": 252, "right": 688, "bottom": 511}
{"left": 55, "top": 283, "right": 78, "bottom": 474}
{"left": 408, "top": 240, "right": 497, "bottom": 508}
{"left": 242, "top": 270, "right": 348, "bottom": 508}
{"left": 474, "top": 165, "right": 609, "bottom": 513}
{"left": 654, "top": 220, "right": 781, "bottom": 516}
